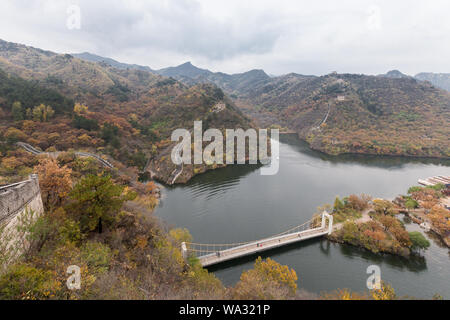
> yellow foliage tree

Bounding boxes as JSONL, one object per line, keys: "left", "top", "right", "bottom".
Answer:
{"left": 77, "top": 133, "right": 92, "bottom": 146}
{"left": 321, "top": 288, "right": 369, "bottom": 300}
{"left": 373, "top": 199, "right": 395, "bottom": 215}
{"left": 428, "top": 206, "right": 450, "bottom": 236}
{"left": 22, "top": 120, "right": 37, "bottom": 134}
{"left": 4, "top": 127, "right": 27, "bottom": 142}
{"left": 32, "top": 104, "right": 55, "bottom": 122}
{"left": 232, "top": 257, "right": 298, "bottom": 299}
{"left": 74, "top": 103, "right": 89, "bottom": 115}
{"left": 370, "top": 281, "right": 397, "bottom": 300}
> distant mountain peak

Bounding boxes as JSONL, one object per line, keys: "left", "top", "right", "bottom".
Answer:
{"left": 230, "top": 69, "right": 270, "bottom": 81}
{"left": 71, "top": 52, "right": 153, "bottom": 72}
{"left": 246, "top": 69, "right": 267, "bottom": 75}
{"left": 382, "top": 70, "right": 411, "bottom": 79}
{"left": 156, "top": 61, "right": 212, "bottom": 78}
{"left": 415, "top": 72, "right": 450, "bottom": 91}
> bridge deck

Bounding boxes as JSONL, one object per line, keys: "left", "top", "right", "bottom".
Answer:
{"left": 198, "top": 227, "right": 329, "bottom": 267}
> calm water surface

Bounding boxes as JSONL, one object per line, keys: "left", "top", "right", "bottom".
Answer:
{"left": 155, "top": 135, "right": 450, "bottom": 298}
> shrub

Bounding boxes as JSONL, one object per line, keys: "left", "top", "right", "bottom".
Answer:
{"left": 373, "top": 199, "right": 395, "bottom": 215}
{"left": 57, "top": 217, "right": 82, "bottom": 244}
{"left": 405, "top": 198, "right": 419, "bottom": 209}
{"left": 4, "top": 127, "right": 27, "bottom": 143}
{"left": 408, "top": 232, "right": 430, "bottom": 252}
{"left": 347, "top": 194, "right": 371, "bottom": 211}
{"left": 408, "top": 186, "right": 423, "bottom": 194}
{"left": 12, "top": 101, "right": 23, "bottom": 121}
{"left": 81, "top": 241, "right": 112, "bottom": 273}
{"left": 0, "top": 264, "right": 60, "bottom": 299}
{"left": 101, "top": 123, "right": 120, "bottom": 148}
{"left": 370, "top": 281, "right": 397, "bottom": 300}
{"left": 72, "top": 114, "right": 99, "bottom": 131}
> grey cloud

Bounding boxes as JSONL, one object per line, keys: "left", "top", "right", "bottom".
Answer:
{"left": 68, "top": 0, "right": 282, "bottom": 60}
{"left": 0, "top": 0, "right": 449, "bottom": 75}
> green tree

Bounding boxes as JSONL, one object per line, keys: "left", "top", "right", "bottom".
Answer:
{"left": 408, "top": 232, "right": 430, "bottom": 252}
{"left": 341, "top": 222, "right": 359, "bottom": 244}
{"left": 373, "top": 199, "right": 395, "bottom": 215}
{"left": 73, "top": 114, "right": 99, "bottom": 131}
{"left": 101, "top": 123, "right": 120, "bottom": 148}
{"left": 32, "top": 104, "right": 55, "bottom": 122}
{"left": 11, "top": 101, "right": 23, "bottom": 121}
{"left": 26, "top": 108, "right": 32, "bottom": 119}
{"left": 68, "top": 175, "right": 136, "bottom": 233}
{"left": 407, "top": 186, "right": 423, "bottom": 194}
{"left": 333, "top": 197, "right": 345, "bottom": 212}
{"left": 405, "top": 198, "right": 419, "bottom": 210}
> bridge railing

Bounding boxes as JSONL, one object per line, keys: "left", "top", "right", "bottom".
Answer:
{"left": 184, "top": 241, "right": 254, "bottom": 259}
{"left": 183, "top": 213, "right": 329, "bottom": 259}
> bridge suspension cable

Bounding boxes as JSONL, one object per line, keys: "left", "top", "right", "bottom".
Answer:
{"left": 184, "top": 214, "right": 325, "bottom": 258}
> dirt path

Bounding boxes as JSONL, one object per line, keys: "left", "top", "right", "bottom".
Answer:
{"left": 332, "top": 208, "right": 372, "bottom": 232}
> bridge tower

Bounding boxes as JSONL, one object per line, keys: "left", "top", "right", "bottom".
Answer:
{"left": 321, "top": 211, "right": 333, "bottom": 235}
{"left": 181, "top": 242, "right": 188, "bottom": 259}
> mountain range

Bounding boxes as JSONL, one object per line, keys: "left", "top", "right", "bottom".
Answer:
{"left": 72, "top": 52, "right": 154, "bottom": 73}
{"left": 71, "top": 51, "right": 450, "bottom": 158}
{"left": 0, "top": 38, "right": 448, "bottom": 172}
{"left": 73, "top": 52, "right": 450, "bottom": 93}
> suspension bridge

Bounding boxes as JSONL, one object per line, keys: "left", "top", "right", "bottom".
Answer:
{"left": 181, "top": 212, "right": 333, "bottom": 267}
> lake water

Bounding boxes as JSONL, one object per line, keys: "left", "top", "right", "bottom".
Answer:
{"left": 155, "top": 135, "right": 450, "bottom": 299}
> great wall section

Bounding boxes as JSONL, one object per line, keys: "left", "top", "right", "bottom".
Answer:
{"left": 0, "top": 174, "right": 44, "bottom": 265}
{"left": 0, "top": 174, "right": 43, "bottom": 225}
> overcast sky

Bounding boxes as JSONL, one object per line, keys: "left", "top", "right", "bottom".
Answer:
{"left": 0, "top": 0, "right": 449, "bottom": 76}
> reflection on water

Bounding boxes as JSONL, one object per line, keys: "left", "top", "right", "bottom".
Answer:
{"left": 155, "top": 135, "right": 450, "bottom": 299}
{"left": 186, "top": 165, "right": 261, "bottom": 201}
{"left": 338, "top": 243, "right": 427, "bottom": 273}
{"left": 280, "top": 133, "right": 450, "bottom": 169}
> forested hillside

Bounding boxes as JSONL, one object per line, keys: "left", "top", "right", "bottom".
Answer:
{"left": 108, "top": 58, "right": 449, "bottom": 158}
{"left": 169, "top": 67, "right": 450, "bottom": 158}
{"left": 5, "top": 39, "right": 448, "bottom": 165}
{"left": 0, "top": 69, "right": 73, "bottom": 114}
{"left": 0, "top": 39, "right": 252, "bottom": 184}
{"left": 274, "top": 74, "right": 450, "bottom": 157}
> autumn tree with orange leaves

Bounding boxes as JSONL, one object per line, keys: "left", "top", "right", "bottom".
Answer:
{"left": 35, "top": 158, "right": 73, "bottom": 209}
{"left": 428, "top": 206, "right": 450, "bottom": 240}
